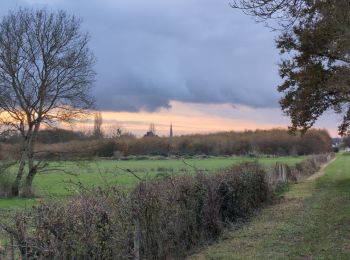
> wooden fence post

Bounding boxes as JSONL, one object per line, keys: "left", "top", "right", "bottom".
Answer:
{"left": 10, "top": 235, "right": 14, "bottom": 260}
{"left": 134, "top": 215, "right": 141, "bottom": 260}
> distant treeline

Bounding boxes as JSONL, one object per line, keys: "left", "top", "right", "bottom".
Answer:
{"left": 1, "top": 128, "right": 136, "bottom": 144}
{"left": 2, "top": 128, "right": 86, "bottom": 144}
{"left": 0, "top": 128, "right": 331, "bottom": 160}
{"left": 121, "top": 129, "right": 332, "bottom": 156}
{"left": 0, "top": 129, "right": 332, "bottom": 159}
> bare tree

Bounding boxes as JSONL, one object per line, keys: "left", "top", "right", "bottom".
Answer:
{"left": 107, "top": 124, "right": 124, "bottom": 139}
{"left": 0, "top": 8, "right": 95, "bottom": 197}
{"left": 149, "top": 123, "right": 156, "bottom": 136}
{"left": 93, "top": 112, "right": 103, "bottom": 139}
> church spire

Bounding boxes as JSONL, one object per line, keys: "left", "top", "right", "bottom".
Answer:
{"left": 170, "top": 123, "right": 173, "bottom": 138}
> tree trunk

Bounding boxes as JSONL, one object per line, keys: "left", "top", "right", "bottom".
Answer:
{"left": 11, "top": 142, "right": 27, "bottom": 197}
{"left": 23, "top": 168, "right": 36, "bottom": 198}
{"left": 22, "top": 123, "right": 40, "bottom": 197}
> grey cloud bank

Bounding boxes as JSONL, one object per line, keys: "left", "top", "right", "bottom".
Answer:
{"left": 2, "top": 0, "right": 281, "bottom": 112}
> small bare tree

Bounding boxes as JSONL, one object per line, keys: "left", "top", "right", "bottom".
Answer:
{"left": 149, "top": 123, "right": 156, "bottom": 136}
{"left": 107, "top": 124, "right": 124, "bottom": 139}
{"left": 0, "top": 8, "right": 95, "bottom": 197}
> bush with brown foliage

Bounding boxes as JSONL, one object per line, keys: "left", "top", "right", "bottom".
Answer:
{"left": 34, "top": 139, "right": 119, "bottom": 160}
{"left": 294, "top": 153, "right": 333, "bottom": 177}
{"left": 2, "top": 187, "right": 134, "bottom": 259}
{"left": 133, "top": 162, "right": 269, "bottom": 259}
{"left": 0, "top": 143, "right": 19, "bottom": 160}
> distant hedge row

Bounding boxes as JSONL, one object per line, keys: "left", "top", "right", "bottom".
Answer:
{"left": 21, "top": 128, "right": 333, "bottom": 160}
{"left": 1, "top": 154, "right": 333, "bottom": 259}
{"left": 122, "top": 129, "right": 332, "bottom": 157}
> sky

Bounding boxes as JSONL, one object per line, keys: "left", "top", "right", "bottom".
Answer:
{"left": 0, "top": 0, "right": 340, "bottom": 136}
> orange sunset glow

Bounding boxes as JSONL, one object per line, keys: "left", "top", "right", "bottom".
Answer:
{"left": 71, "top": 101, "right": 339, "bottom": 137}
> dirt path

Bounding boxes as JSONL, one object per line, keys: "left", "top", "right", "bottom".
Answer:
{"left": 306, "top": 157, "right": 337, "bottom": 181}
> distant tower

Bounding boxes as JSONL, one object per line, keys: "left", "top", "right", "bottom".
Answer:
{"left": 170, "top": 123, "right": 173, "bottom": 138}
{"left": 168, "top": 123, "right": 173, "bottom": 156}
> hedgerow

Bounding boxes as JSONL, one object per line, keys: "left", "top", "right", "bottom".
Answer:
{"left": 1, "top": 154, "right": 333, "bottom": 259}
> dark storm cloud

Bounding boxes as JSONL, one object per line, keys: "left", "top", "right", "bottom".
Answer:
{"left": 3, "top": 0, "right": 280, "bottom": 111}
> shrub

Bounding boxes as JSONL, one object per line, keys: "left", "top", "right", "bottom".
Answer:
{"left": 0, "top": 143, "right": 20, "bottom": 160}
{"left": 93, "top": 140, "right": 117, "bottom": 157}
{"left": 0, "top": 162, "right": 15, "bottom": 197}
{"left": 3, "top": 187, "right": 134, "bottom": 259}
{"left": 35, "top": 139, "right": 118, "bottom": 160}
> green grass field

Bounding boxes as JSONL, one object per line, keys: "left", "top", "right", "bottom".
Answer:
{"left": 190, "top": 153, "right": 350, "bottom": 259}
{"left": 0, "top": 156, "right": 304, "bottom": 209}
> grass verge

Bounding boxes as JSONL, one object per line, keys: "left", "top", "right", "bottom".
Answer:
{"left": 190, "top": 154, "right": 350, "bottom": 259}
